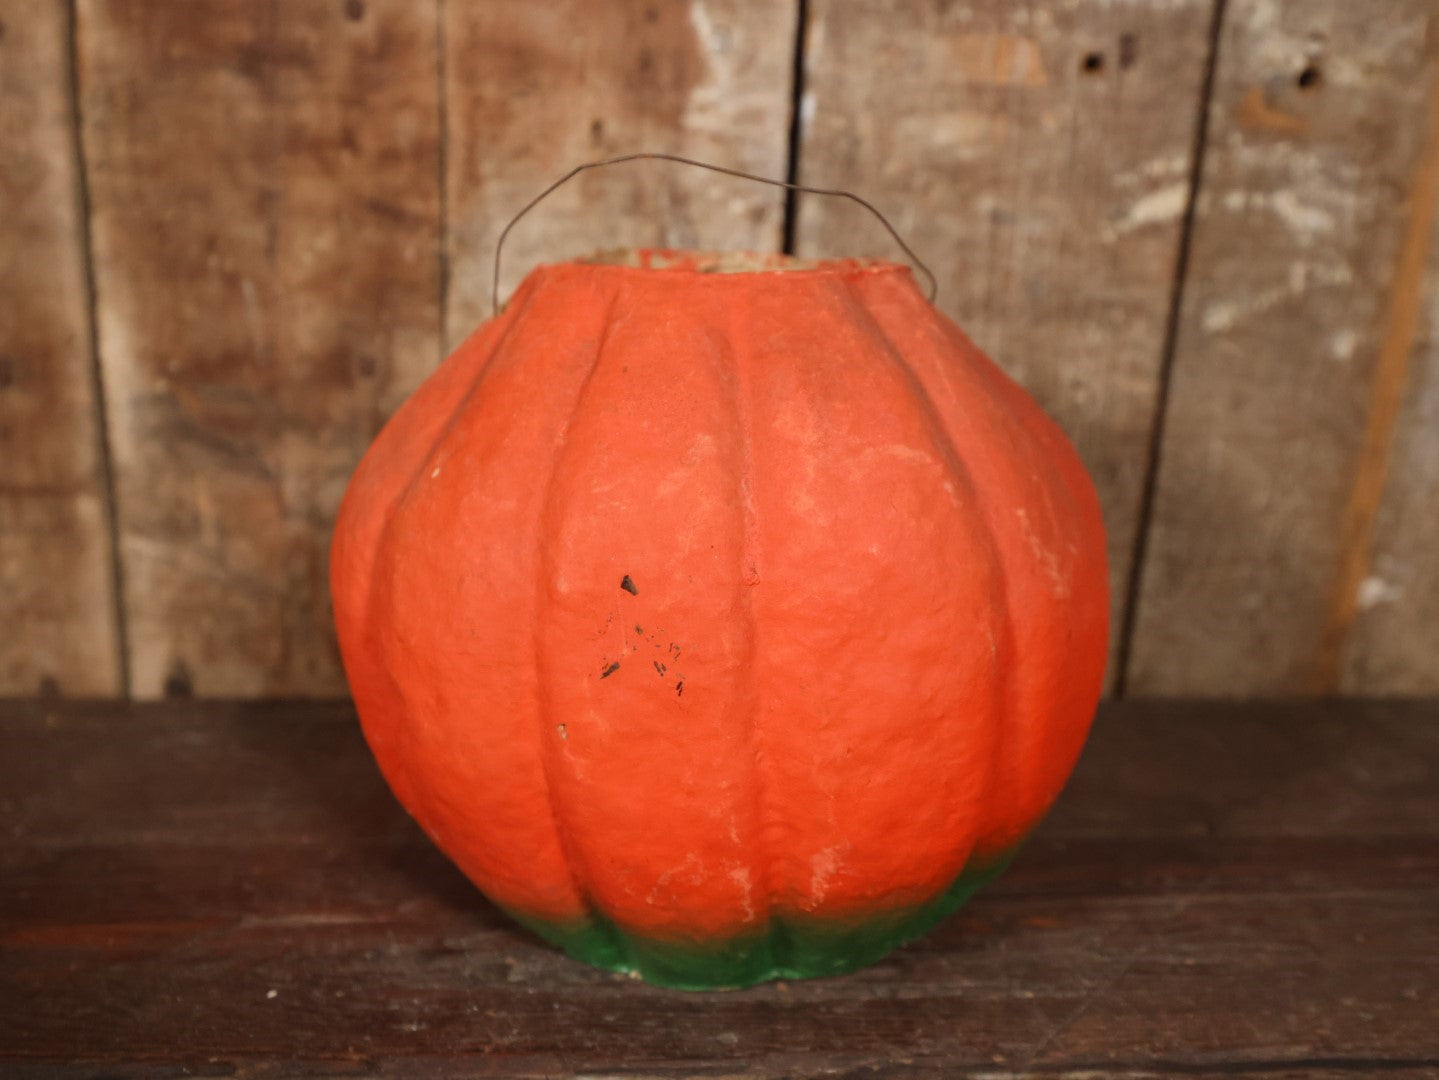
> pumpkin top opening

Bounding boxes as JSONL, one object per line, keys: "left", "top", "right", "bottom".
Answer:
{"left": 567, "top": 248, "right": 905, "bottom": 278}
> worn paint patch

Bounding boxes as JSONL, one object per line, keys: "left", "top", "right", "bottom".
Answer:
{"left": 1357, "top": 575, "right": 1402, "bottom": 610}
{"left": 1235, "top": 86, "right": 1308, "bottom": 135}
{"left": 951, "top": 34, "right": 1048, "bottom": 88}
{"left": 1200, "top": 260, "right": 1353, "bottom": 333}
{"left": 1221, "top": 189, "right": 1339, "bottom": 238}
{"left": 1271, "top": 190, "right": 1337, "bottom": 236}
{"left": 1103, "top": 182, "right": 1189, "bottom": 240}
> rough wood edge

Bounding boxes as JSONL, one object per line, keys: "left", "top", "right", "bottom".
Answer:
{"left": 1114, "top": 0, "right": 1229, "bottom": 697}
{"left": 65, "top": 0, "right": 128, "bottom": 698}
{"left": 1314, "top": 33, "right": 1439, "bottom": 691}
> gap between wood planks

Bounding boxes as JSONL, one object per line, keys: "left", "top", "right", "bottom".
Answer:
{"left": 1113, "top": 0, "right": 1230, "bottom": 697}
{"left": 65, "top": 0, "right": 130, "bottom": 699}
{"left": 781, "top": 0, "right": 811, "bottom": 254}
{"left": 435, "top": 0, "right": 450, "bottom": 357}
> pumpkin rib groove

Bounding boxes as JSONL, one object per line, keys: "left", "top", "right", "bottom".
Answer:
{"left": 836, "top": 278, "right": 1015, "bottom": 882}
{"left": 338, "top": 281, "right": 535, "bottom": 670}
{"left": 721, "top": 298, "right": 784, "bottom": 972}
{"left": 737, "top": 279, "right": 1004, "bottom": 921}
{"left": 361, "top": 281, "right": 544, "bottom": 815}
{"left": 388, "top": 277, "right": 541, "bottom": 521}
{"left": 861, "top": 295, "right": 1024, "bottom": 861}
{"left": 874, "top": 290, "right": 1050, "bottom": 853}
{"left": 874, "top": 279, "right": 1106, "bottom": 852}
{"left": 530, "top": 288, "right": 630, "bottom": 966}
{"left": 887, "top": 319, "right": 1020, "bottom": 867}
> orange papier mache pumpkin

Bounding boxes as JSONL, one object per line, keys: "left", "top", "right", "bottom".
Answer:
{"left": 331, "top": 246, "right": 1108, "bottom": 989}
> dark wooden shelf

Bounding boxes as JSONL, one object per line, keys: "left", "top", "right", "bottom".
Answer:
{"left": 2, "top": 699, "right": 1436, "bottom": 1077}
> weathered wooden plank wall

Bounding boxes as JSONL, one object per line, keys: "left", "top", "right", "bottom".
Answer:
{"left": 443, "top": 0, "right": 795, "bottom": 345}
{"left": 1128, "top": 0, "right": 1439, "bottom": 696}
{"left": 1, "top": 0, "right": 1436, "bottom": 698}
{"left": 792, "top": 0, "right": 1217, "bottom": 689}
{"left": 0, "top": 0, "right": 121, "bottom": 695}
{"left": 76, "top": 0, "right": 444, "bottom": 698}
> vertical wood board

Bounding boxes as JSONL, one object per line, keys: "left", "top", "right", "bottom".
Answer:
{"left": 1129, "top": 0, "right": 1439, "bottom": 695}
{"left": 1342, "top": 277, "right": 1439, "bottom": 694}
{"left": 79, "top": 0, "right": 442, "bottom": 698}
{"left": 444, "top": 0, "right": 798, "bottom": 344}
{"left": 0, "top": 0, "right": 120, "bottom": 695}
{"left": 793, "top": 0, "right": 1217, "bottom": 689}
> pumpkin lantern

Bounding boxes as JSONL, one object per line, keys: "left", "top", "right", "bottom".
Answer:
{"left": 331, "top": 163, "right": 1108, "bottom": 989}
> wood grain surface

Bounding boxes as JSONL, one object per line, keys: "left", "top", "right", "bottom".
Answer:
{"left": 2, "top": 699, "right": 1435, "bottom": 1076}
{"left": 77, "top": 0, "right": 443, "bottom": 698}
{"left": 443, "top": 0, "right": 797, "bottom": 344}
{"left": 1128, "top": 0, "right": 1439, "bottom": 695}
{"left": 0, "top": 0, "right": 120, "bottom": 696}
{"left": 793, "top": 0, "right": 1218, "bottom": 687}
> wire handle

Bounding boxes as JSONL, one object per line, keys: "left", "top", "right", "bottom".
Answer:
{"left": 492, "top": 152, "right": 937, "bottom": 316}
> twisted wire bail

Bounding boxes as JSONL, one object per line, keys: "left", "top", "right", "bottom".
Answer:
{"left": 491, "top": 151, "right": 938, "bottom": 316}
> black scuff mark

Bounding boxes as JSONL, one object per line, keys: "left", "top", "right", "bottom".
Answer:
{"left": 600, "top": 661, "right": 620, "bottom": 679}
{"left": 620, "top": 575, "right": 638, "bottom": 595}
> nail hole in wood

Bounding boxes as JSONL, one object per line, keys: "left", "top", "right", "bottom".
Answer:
{"left": 1297, "top": 64, "right": 1322, "bottom": 91}
{"left": 1081, "top": 51, "right": 1105, "bottom": 74}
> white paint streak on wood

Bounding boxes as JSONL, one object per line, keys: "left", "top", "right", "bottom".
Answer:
{"left": 1102, "top": 182, "right": 1189, "bottom": 240}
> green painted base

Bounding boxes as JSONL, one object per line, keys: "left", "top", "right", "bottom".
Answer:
{"left": 503, "top": 848, "right": 1019, "bottom": 990}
